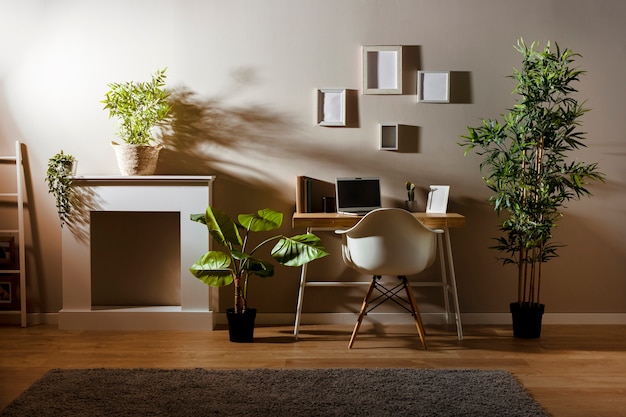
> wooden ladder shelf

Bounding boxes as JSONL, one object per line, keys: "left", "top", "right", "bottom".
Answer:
{"left": 0, "top": 141, "right": 27, "bottom": 327}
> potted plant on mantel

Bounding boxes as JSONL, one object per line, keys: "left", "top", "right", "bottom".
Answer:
{"left": 45, "top": 150, "right": 76, "bottom": 227}
{"left": 460, "top": 38, "right": 605, "bottom": 338}
{"left": 101, "top": 68, "right": 172, "bottom": 175}
{"left": 189, "top": 206, "right": 328, "bottom": 342}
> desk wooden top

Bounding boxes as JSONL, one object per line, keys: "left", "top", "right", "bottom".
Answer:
{"left": 292, "top": 212, "right": 465, "bottom": 230}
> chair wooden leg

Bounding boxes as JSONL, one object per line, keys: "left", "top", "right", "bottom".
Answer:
{"left": 349, "top": 276, "right": 378, "bottom": 348}
{"left": 401, "top": 276, "right": 428, "bottom": 350}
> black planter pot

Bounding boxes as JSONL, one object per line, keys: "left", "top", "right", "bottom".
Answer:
{"left": 226, "top": 308, "right": 257, "bottom": 343}
{"left": 510, "top": 302, "right": 545, "bottom": 339}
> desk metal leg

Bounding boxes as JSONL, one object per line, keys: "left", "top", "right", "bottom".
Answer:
{"left": 436, "top": 232, "right": 451, "bottom": 325}
{"left": 293, "top": 227, "right": 312, "bottom": 340}
{"left": 293, "top": 262, "right": 308, "bottom": 340}
{"left": 443, "top": 227, "right": 463, "bottom": 340}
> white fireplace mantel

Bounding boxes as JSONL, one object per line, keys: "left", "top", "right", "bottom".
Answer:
{"left": 59, "top": 175, "right": 215, "bottom": 330}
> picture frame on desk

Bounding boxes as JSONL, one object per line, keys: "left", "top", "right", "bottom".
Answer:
{"left": 426, "top": 185, "right": 450, "bottom": 214}
{"left": 0, "top": 274, "right": 20, "bottom": 310}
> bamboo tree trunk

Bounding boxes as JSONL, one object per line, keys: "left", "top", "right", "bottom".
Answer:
{"left": 518, "top": 246, "right": 526, "bottom": 304}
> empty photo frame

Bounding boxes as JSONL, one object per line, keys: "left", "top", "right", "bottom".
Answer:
{"left": 418, "top": 71, "right": 450, "bottom": 103}
{"left": 317, "top": 89, "right": 346, "bottom": 126}
{"left": 363, "top": 45, "right": 402, "bottom": 94}
{"left": 426, "top": 185, "right": 450, "bottom": 213}
{"left": 379, "top": 124, "right": 398, "bottom": 150}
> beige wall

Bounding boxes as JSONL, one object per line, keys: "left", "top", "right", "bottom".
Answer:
{"left": 1, "top": 0, "right": 624, "bottom": 320}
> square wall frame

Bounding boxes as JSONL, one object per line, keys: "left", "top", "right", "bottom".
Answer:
{"left": 363, "top": 45, "right": 402, "bottom": 94}
{"left": 418, "top": 70, "right": 450, "bottom": 103}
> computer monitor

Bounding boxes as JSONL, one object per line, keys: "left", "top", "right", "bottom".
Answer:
{"left": 335, "top": 177, "right": 382, "bottom": 215}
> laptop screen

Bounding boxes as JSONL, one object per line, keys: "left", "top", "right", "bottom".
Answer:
{"left": 335, "top": 177, "right": 382, "bottom": 214}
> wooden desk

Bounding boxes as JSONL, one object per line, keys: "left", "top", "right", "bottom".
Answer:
{"left": 292, "top": 211, "right": 465, "bottom": 341}
{"left": 292, "top": 212, "right": 465, "bottom": 230}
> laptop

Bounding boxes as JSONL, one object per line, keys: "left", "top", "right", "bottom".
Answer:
{"left": 335, "top": 177, "right": 382, "bottom": 215}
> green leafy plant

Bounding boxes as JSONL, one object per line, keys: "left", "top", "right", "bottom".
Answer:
{"left": 45, "top": 151, "right": 76, "bottom": 226}
{"left": 190, "top": 207, "right": 328, "bottom": 314}
{"left": 460, "top": 39, "right": 605, "bottom": 308}
{"left": 101, "top": 68, "right": 172, "bottom": 145}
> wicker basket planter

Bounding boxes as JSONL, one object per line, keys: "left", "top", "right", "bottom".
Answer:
{"left": 111, "top": 141, "right": 163, "bottom": 176}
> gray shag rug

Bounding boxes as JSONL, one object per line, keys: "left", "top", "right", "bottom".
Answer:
{"left": 1, "top": 368, "right": 549, "bottom": 417}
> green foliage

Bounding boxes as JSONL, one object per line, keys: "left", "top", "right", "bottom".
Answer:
{"left": 460, "top": 38, "right": 605, "bottom": 305}
{"left": 45, "top": 151, "right": 76, "bottom": 226}
{"left": 190, "top": 207, "right": 328, "bottom": 313}
{"left": 101, "top": 68, "right": 172, "bottom": 145}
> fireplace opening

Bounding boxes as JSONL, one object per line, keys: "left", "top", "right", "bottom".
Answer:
{"left": 90, "top": 211, "right": 181, "bottom": 308}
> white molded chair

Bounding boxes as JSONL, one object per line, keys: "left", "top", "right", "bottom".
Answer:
{"left": 336, "top": 208, "right": 437, "bottom": 349}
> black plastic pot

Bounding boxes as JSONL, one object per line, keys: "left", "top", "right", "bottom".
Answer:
{"left": 510, "top": 302, "right": 545, "bottom": 339}
{"left": 226, "top": 308, "right": 257, "bottom": 343}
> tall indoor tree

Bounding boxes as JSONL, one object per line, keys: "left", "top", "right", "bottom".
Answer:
{"left": 460, "top": 39, "right": 605, "bottom": 338}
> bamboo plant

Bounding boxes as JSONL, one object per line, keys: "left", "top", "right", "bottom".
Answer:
{"left": 460, "top": 39, "right": 605, "bottom": 308}
{"left": 101, "top": 68, "right": 172, "bottom": 145}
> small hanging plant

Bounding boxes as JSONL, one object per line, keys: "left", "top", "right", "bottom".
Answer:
{"left": 45, "top": 151, "right": 76, "bottom": 226}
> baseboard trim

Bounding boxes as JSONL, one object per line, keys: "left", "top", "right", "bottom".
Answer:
{"left": 220, "top": 312, "right": 626, "bottom": 327}
{"left": 2, "top": 312, "right": 625, "bottom": 328}
{"left": 0, "top": 312, "right": 59, "bottom": 326}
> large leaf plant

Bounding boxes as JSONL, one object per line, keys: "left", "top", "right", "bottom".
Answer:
{"left": 460, "top": 39, "right": 604, "bottom": 307}
{"left": 190, "top": 207, "right": 328, "bottom": 314}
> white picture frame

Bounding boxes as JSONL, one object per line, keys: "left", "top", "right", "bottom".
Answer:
{"left": 426, "top": 185, "right": 450, "bottom": 213}
{"left": 363, "top": 45, "right": 402, "bottom": 95}
{"left": 379, "top": 124, "right": 398, "bottom": 150}
{"left": 317, "top": 89, "right": 346, "bottom": 126}
{"left": 417, "top": 70, "right": 450, "bottom": 103}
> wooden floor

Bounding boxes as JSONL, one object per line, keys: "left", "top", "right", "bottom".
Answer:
{"left": 1, "top": 323, "right": 625, "bottom": 416}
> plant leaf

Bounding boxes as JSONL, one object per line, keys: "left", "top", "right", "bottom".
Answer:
{"left": 238, "top": 208, "right": 283, "bottom": 232}
{"left": 271, "top": 233, "right": 329, "bottom": 267}
{"left": 200, "top": 207, "right": 242, "bottom": 247}
{"left": 189, "top": 251, "right": 234, "bottom": 287}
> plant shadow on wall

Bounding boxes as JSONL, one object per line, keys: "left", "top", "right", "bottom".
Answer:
{"left": 156, "top": 84, "right": 312, "bottom": 197}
